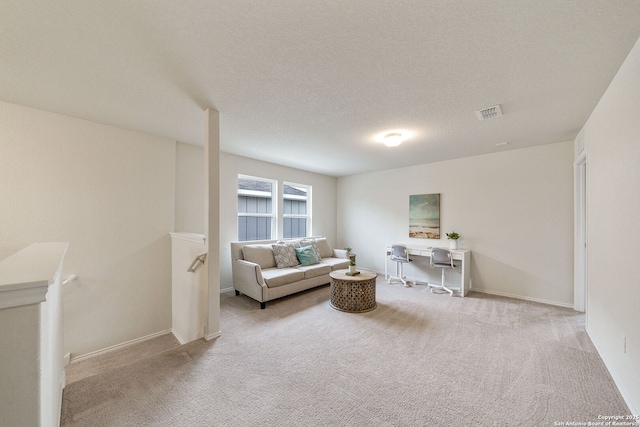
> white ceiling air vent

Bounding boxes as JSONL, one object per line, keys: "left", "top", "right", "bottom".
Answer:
{"left": 475, "top": 104, "right": 503, "bottom": 120}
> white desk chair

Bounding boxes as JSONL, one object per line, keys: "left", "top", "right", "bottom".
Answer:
{"left": 427, "top": 248, "right": 456, "bottom": 296}
{"left": 388, "top": 244, "right": 412, "bottom": 287}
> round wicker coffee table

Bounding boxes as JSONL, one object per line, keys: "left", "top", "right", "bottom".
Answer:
{"left": 329, "top": 269, "right": 378, "bottom": 313}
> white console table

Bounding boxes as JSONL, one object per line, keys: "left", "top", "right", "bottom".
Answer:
{"left": 385, "top": 245, "right": 472, "bottom": 296}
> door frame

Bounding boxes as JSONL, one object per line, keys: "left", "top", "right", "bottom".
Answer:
{"left": 574, "top": 152, "right": 587, "bottom": 313}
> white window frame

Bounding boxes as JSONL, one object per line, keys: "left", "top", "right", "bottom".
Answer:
{"left": 282, "top": 181, "right": 312, "bottom": 238}
{"left": 237, "top": 174, "right": 278, "bottom": 241}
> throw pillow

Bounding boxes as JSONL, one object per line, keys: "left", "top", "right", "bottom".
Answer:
{"left": 272, "top": 243, "right": 300, "bottom": 268}
{"left": 295, "top": 245, "right": 320, "bottom": 266}
{"left": 277, "top": 239, "right": 303, "bottom": 248}
{"left": 314, "top": 238, "right": 334, "bottom": 258}
{"left": 301, "top": 239, "right": 322, "bottom": 260}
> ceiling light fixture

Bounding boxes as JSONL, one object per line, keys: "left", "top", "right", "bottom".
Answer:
{"left": 383, "top": 132, "right": 403, "bottom": 147}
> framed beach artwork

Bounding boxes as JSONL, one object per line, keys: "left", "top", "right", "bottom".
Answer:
{"left": 409, "top": 193, "right": 440, "bottom": 239}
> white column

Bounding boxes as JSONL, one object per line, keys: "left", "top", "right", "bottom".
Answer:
{"left": 204, "top": 108, "right": 221, "bottom": 340}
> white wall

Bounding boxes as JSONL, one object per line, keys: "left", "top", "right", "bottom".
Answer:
{"left": 337, "top": 141, "right": 574, "bottom": 306}
{"left": 175, "top": 142, "right": 204, "bottom": 234}
{"left": 580, "top": 36, "right": 640, "bottom": 414}
{"left": 0, "top": 101, "right": 176, "bottom": 358}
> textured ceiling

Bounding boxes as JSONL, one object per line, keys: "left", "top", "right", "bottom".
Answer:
{"left": 2, "top": 1, "right": 640, "bottom": 176}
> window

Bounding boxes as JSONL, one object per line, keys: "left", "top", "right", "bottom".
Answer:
{"left": 237, "top": 176, "right": 312, "bottom": 241}
{"left": 283, "top": 182, "right": 311, "bottom": 238}
{"left": 237, "top": 175, "right": 276, "bottom": 241}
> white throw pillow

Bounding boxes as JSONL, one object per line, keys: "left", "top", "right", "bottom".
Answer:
{"left": 314, "top": 238, "right": 334, "bottom": 258}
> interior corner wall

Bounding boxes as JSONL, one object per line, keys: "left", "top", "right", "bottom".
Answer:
{"left": 0, "top": 100, "right": 176, "bottom": 358}
{"left": 580, "top": 36, "right": 640, "bottom": 414}
{"left": 337, "top": 140, "right": 574, "bottom": 306}
{"left": 175, "top": 142, "right": 205, "bottom": 234}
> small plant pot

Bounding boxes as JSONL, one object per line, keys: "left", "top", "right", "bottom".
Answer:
{"left": 449, "top": 240, "right": 458, "bottom": 250}
{"left": 349, "top": 265, "right": 356, "bottom": 274}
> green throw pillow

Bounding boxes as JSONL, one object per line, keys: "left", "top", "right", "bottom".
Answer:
{"left": 295, "top": 245, "right": 320, "bottom": 266}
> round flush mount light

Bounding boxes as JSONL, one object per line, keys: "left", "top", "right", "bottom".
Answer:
{"left": 374, "top": 129, "right": 414, "bottom": 147}
{"left": 383, "top": 132, "right": 404, "bottom": 147}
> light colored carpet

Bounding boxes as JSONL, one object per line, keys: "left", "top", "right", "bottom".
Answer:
{"left": 65, "top": 333, "right": 180, "bottom": 384}
{"left": 61, "top": 276, "right": 629, "bottom": 426}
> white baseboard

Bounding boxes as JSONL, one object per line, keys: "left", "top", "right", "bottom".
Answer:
{"left": 205, "top": 330, "right": 221, "bottom": 341}
{"left": 67, "top": 288, "right": 234, "bottom": 364}
{"left": 373, "top": 267, "right": 573, "bottom": 308}
{"left": 171, "top": 329, "right": 189, "bottom": 345}
{"left": 588, "top": 329, "right": 639, "bottom": 416}
{"left": 69, "top": 329, "right": 173, "bottom": 364}
{"left": 70, "top": 286, "right": 233, "bottom": 360}
{"left": 471, "top": 288, "right": 574, "bottom": 308}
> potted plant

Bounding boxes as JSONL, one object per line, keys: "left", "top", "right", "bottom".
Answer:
{"left": 344, "top": 247, "right": 356, "bottom": 264}
{"left": 446, "top": 231, "right": 460, "bottom": 250}
{"left": 348, "top": 259, "right": 357, "bottom": 274}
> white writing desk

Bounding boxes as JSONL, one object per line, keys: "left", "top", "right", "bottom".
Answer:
{"left": 385, "top": 245, "right": 472, "bottom": 296}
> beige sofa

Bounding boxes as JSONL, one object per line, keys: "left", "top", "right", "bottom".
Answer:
{"left": 230, "top": 237, "right": 350, "bottom": 308}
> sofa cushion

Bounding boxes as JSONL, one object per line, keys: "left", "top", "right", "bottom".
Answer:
{"left": 261, "top": 268, "right": 305, "bottom": 288}
{"left": 272, "top": 243, "right": 300, "bottom": 268}
{"left": 314, "top": 238, "right": 334, "bottom": 258}
{"left": 320, "top": 257, "right": 350, "bottom": 270}
{"left": 296, "top": 263, "right": 331, "bottom": 279}
{"left": 295, "top": 245, "right": 320, "bottom": 266}
{"left": 242, "top": 244, "right": 276, "bottom": 269}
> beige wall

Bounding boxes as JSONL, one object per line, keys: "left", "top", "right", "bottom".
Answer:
{"left": 175, "top": 142, "right": 205, "bottom": 234}
{"left": 0, "top": 101, "right": 176, "bottom": 358}
{"left": 581, "top": 36, "right": 640, "bottom": 414}
{"left": 337, "top": 140, "right": 575, "bottom": 306}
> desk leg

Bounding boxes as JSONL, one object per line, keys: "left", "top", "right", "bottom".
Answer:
{"left": 384, "top": 251, "right": 388, "bottom": 281}
{"left": 460, "top": 251, "right": 470, "bottom": 297}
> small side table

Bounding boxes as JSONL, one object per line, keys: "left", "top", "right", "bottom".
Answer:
{"left": 329, "top": 269, "right": 378, "bottom": 313}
